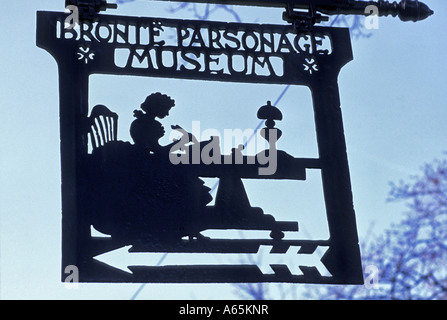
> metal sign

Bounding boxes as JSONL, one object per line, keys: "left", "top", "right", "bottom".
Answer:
{"left": 36, "top": 0, "right": 432, "bottom": 284}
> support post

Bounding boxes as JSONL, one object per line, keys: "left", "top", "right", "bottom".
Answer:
{"left": 311, "top": 77, "right": 363, "bottom": 283}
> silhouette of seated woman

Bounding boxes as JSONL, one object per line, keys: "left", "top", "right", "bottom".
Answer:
{"left": 87, "top": 93, "right": 212, "bottom": 243}
{"left": 130, "top": 93, "right": 198, "bottom": 155}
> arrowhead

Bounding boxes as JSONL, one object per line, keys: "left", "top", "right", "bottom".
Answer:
{"left": 93, "top": 245, "right": 134, "bottom": 274}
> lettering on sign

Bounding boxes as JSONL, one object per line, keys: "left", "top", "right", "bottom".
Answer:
{"left": 50, "top": 14, "right": 343, "bottom": 84}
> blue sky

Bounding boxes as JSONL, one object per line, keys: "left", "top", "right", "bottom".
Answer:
{"left": 1, "top": 0, "right": 446, "bottom": 299}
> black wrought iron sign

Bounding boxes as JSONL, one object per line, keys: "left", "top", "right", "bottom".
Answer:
{"left": 36, "top": 0, "right": 433, "bottom": 284}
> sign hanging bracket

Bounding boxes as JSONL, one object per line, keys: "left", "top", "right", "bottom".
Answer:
{"left": 65, "top": 0, "right": 117, "bottom": 21}
{"left": 282, "top": 1, "right": 329, "bottom": 30}
{"left": 63, "top": 0, "right": 434, "bottom": 26}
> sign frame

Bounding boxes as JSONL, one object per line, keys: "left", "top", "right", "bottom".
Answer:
{"left": 37, "top": 10, "right": 363, "bottom": 284}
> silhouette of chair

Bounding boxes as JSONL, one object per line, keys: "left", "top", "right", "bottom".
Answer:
{"left": 83, "top": 104, "right": 120, "bottom": 239}
{"left": 87, "top": 104, "right": 118, "bottom": 152}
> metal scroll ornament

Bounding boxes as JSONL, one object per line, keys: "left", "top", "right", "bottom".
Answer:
{"left": 37, "top": 0, "right": 432, "bottom": 284}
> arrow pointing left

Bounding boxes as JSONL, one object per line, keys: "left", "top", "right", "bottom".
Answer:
{"left": 94, "top": 245, "right": 332, "bottom": 277}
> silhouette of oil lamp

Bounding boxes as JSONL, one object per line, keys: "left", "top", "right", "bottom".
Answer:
{"left": 257, "top": 100, "right": 283, "bottom": 148}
